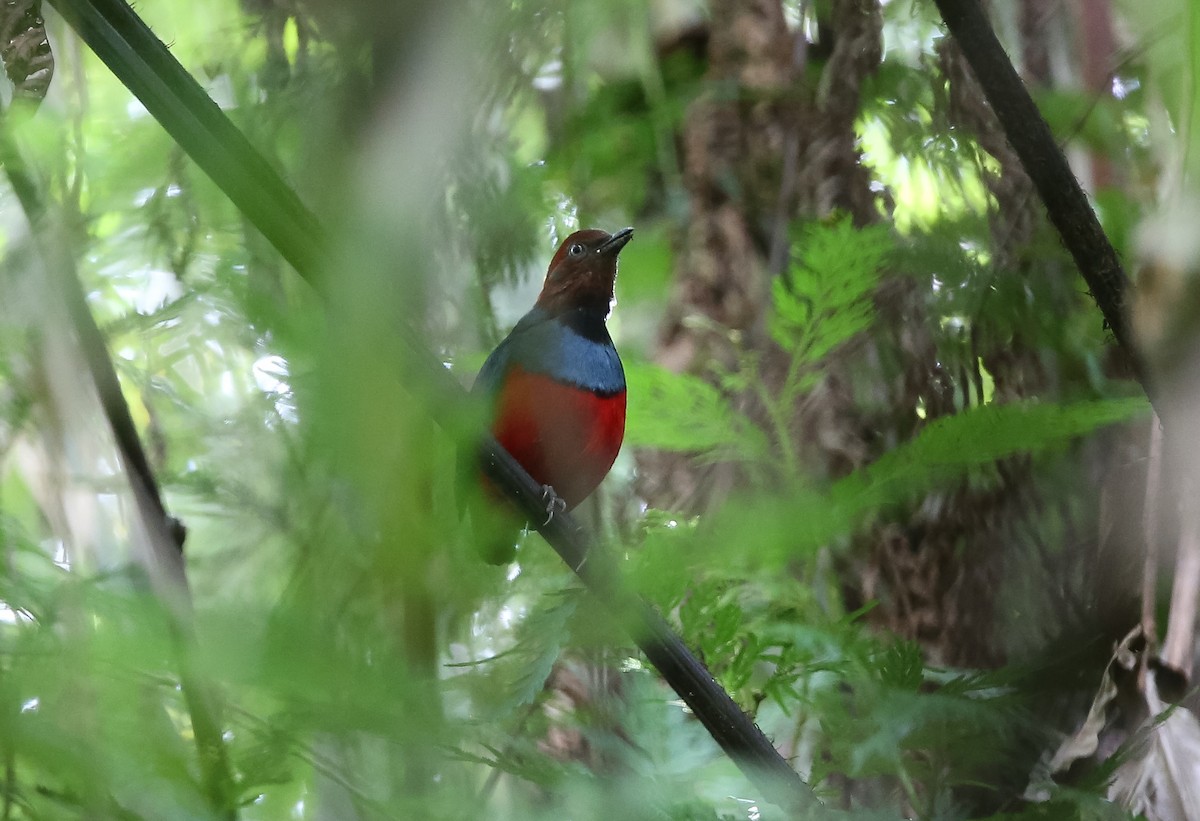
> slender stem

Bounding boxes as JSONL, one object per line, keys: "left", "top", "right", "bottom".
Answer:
{"left": 1141, "top": 416, "right": 1163, "bottom": 653}
{"left": 0, "top": 108, "right": 237, "bottom": 820}
{"left": 1163, "top": 477, "right": 1200, "bottom": 672}
{"left": 771, "top": 384, "right": 801, "bottom": 481}
{"left": 750, "top": 355, "right": 800, "bottom": 482}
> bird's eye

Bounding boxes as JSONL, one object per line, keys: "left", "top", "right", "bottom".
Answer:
{"left": 568, "top": 243, "right": 586, "bottom": 258}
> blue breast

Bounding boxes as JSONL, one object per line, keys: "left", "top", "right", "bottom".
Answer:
{"left": 475, "top": 306, "right": 625, "bottom": 397}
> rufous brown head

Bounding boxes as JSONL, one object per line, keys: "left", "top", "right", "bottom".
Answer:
{"left": 535, "top": 227, "right": 633, "bottom": 316}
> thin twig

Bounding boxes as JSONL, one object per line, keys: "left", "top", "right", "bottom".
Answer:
{"left": 476, "top": 700, "right": 541, "bottom": 803}
{"left": 1139, "top": 415, "right": 1164, "bottom": 689}
{"left": 1163, "top": 477, "right": 1200, "bottom": 674}
{"left": 0, "top": 109, "right": 238, "bottom": 819}
{"left": 1141, "top": 416, "right": 1163, "bottom": 650}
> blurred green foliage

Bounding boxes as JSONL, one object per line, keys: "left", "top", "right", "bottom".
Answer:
{"left": 0, "top": 0, "right": 1169, "bottom": 819}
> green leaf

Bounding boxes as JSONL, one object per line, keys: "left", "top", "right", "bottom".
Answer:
{"left": 769, "top": 217, "right": 894, "bottom": 369}
{"left": 860, "top": 396, "right": 1150, "bottom": 484}
{"left": 488, "top": 591, "right": 579, "bottom": 714}
{"left": 623, "top": 361, "right": 768, "bottom": 460}
{"left": 825, "top": 396, "right": 1150, "bottom": 544}
{"left": 705, "top": 396, "right": 1151, "bottom": 565}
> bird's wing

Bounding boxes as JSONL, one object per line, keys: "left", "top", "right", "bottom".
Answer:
{"left": 473, "top": 340, "right": 510, "bottom": 398}
{"left": 472, "top": 307, "right": 551, "bottom": 397}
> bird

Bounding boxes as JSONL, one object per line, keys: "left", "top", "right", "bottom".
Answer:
{"left": 471, "top": 227, "right": 633, "bottom": 555}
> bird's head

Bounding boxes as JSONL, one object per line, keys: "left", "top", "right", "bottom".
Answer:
{"left": 535, "top": 227, "right": 634, "bottom": 316}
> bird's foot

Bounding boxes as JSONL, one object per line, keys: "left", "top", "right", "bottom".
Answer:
{"left": 540, "top": 485, "right": 567, "bottom": 525}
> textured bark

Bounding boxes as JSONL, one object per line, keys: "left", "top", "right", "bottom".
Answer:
{"left": 641, "top": 0, "right": 1140, "bottom": 674}
{"left": 641, "top": 0, "right": 796, "bottom": 512}
{"left": 641, "top": 0, "right": 886, "bottom": 512}
{"left": 855, "top": 22, "right": 1061, "bottom": 668}
{"left": 863, "top": 1, "right": 1147, "bottom": 669}
{"left": 1075, "top": 0, "right": 1118, "bottom": 190}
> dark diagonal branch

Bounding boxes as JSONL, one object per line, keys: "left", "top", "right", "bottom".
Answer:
{"left": 478, "top": 434, "right": 817, "bottom": 812}
{"left": 46, "top": 0, "right": 818, "bottom": 812}
{"left": 932, "top": 0, "right": 1155, "bottom": 405}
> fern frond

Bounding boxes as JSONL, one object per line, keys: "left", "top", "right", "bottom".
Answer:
{"left": 770, "top": 217, "right": 894, "bottom": 373}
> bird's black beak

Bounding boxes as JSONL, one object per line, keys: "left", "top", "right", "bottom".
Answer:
{"left": 597, "top": 227, "right": 634, "bottom": 256}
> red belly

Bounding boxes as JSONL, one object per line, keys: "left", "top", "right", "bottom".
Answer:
{"left": 491, "top": 366, "right": 626, "bottom": 510}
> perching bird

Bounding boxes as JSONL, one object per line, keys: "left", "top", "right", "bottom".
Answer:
{"left": 472, "top": 227, "right": 632, "bottom": 552}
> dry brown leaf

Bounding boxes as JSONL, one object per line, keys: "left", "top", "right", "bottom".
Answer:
{"left": 1026, "top": 626, "right": 1200, "bottom": 820}
{"left": 1108, "top": 671, "right": 1200, "bottom": 821}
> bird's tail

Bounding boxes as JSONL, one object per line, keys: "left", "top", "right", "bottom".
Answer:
{"left": 456, "top": 440, "right": 524, "bottom": 565}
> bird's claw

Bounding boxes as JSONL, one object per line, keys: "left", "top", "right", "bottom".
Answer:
{"left": 540, "top": 485, "right": 566, "bottom": 525}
